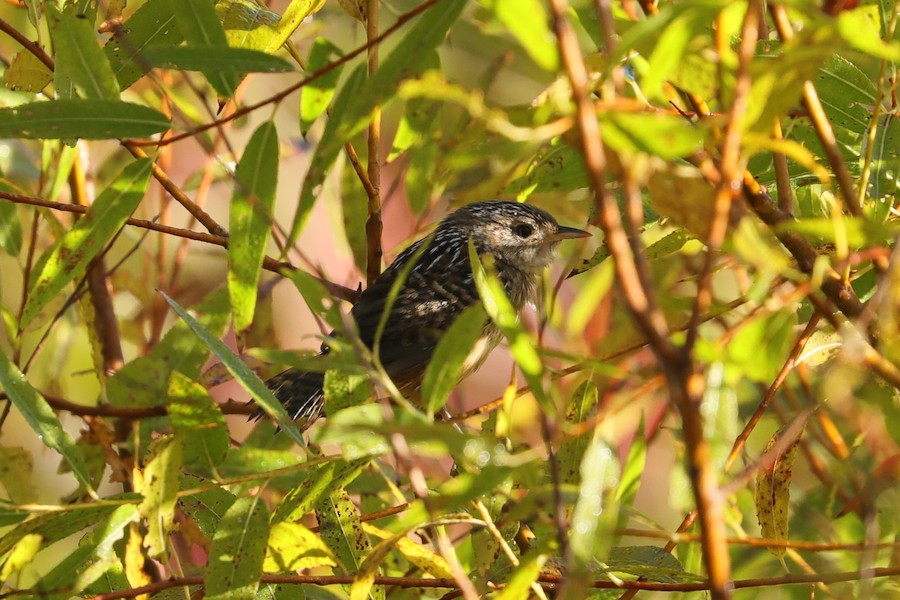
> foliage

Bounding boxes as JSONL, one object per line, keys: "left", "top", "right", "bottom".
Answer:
{"left": 0, "top": 0, "right": 898, "bottom": 599}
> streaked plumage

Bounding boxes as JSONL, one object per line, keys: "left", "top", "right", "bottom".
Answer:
{"left": 264, "top": 201, "right": 589, "bottom": 429}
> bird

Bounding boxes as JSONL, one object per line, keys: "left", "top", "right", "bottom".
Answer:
{"left": 263, "top": 200, "right": 590, "bottom": 430}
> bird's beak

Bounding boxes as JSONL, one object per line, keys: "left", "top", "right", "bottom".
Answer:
{"left": 553, "top": 225, "right": 591, "bottom": 241}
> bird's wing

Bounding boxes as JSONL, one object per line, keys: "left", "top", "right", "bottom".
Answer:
{"left": 349, "top": 234, "right": 483, "bottom": 385}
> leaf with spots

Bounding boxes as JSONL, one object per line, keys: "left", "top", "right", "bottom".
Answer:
{"left": 557, "top": 381, "right": 600, "bottom": 486}
{"left": 205, "top": 495, "right": 270, "bottom": 600}
{"left": 138, "top": 434, "right": 184, "bottom": 559}
{"left": 271, "top": 458, "right": 368, "bottom": 524}
{"left": 228, "top": 121, "right": 279, "bottom": 332}
{"left": 316, "top": 489, "right": 383, "bottom": 600}
{"left": 167, "top": 373, "right": 228, "bottom": 471}
{"left": 264, "top": 521, "right": 337, "bottom": 573}
{"left": 755, "top": 424, "right": 803, "bottom": 558}
{"left": 21, "top": 158, "right": 152, "bottom": 328}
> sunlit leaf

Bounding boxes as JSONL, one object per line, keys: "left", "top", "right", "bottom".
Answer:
{"left": 264, "top": 521, "right": 337, "bottom": 573}
{"left": 228, "top": 121, "right": 279, "bottom": 332}
{"left": 300, "top": 38, "right": 344, "bottom": 135}
{"left": 0, "top": 350, "right": 94, "bottom": 493}
{"left": 139, "top": 435, "right": 183, "bottom": 559}
{"left": 0, "top": 100, "right": 171, "bottom": 140}
{"left": 104, "top": 0, "right": 183, "bottom": 89}
{"left": 205, "top": 495, "right": 270, "bottom": 600}
{"left": 47, "top": 3, "right": 120, "bottom": 100}
{"left": 22, "top": 158, "right": 152, "bottom": 327}
{"left": 141, "top": 46, "right": 294, "bottom": 72}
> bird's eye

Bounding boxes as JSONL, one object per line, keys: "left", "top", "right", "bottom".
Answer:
{"left": 513, "top": 223, "right": 534, "bottom": 238}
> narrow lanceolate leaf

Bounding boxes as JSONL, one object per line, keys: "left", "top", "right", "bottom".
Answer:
{"left": 755, "top": 425, "right": 802, "bottom": 557}
{"left": 0, "top": 501, "right": 132, "bottom": 556}
{"left": 167, "top": 373, "right": 228, "bottom": 470}
{"left": 0, "top": 349, "right": 94, "bottom": 493}
{"left": 569, "top": 436, "right": 619, "bottom": 569}
{"left": 271, "top": 458, "right": 368, "bottom": 524}
{"left": 141, "top": 46, "right": 295, "bottom": 73}
{"left": 31, "top": 504, "right": 139, "bottom": 594}
{"left": 205, "top": 495, "right": 270, "bottom": 600}
{"left": 557, "top": 382, "right": 600, "bottom": 485}
{"left": 0, "top": 100, "right": 171, "bottom": 140}
{"left": 21, "top": 158, "right": 152, "bottom": 327}
{"left": 165, "top": 0, "right": 238, "bottom": 97}
{"left": 229, "top": 121, "right": 279, "bottom": 332}
{"left": 300, "top": 38, "right": 344, "bottom": 135}
{"left": 495, "top": 547, "right": 548, "bottom": 600}
{"left": 487, "top": 0, "right": 558, "bottom": 71}
{"left": 468, "top": 243, "right": 546, "bottom": 404}
{"left": 316, "top": 489, "right": 383, "bottom": 599}
{"left": 139, "top": 435, "right": 184, "bottom": 559}
{"left": 104, "top": 0, "right": 183, "bottom": 89}
{"left": 47, "top": 4, "right": 120, "bottom": 100}
{"left": 292, "top": 0, "right": 465, "bottom": 245}
{"left": 290, "top": 66, "right": 366, "bottom": 247}
{"left": 160, "top": 291, "right": 306, "bottom": 446}
{"left": 421, "top": 305, "right": 488, "bottom": 417}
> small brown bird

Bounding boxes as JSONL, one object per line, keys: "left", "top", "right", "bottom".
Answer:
{"left": 265, "top": 201, "right": 589, "bottom": 429}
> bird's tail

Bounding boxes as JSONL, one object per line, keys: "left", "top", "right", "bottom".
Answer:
{"left": 257, "top": 368, "right": 326, "bottom": 431}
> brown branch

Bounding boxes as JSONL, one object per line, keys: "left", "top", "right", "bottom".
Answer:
{"left": 36, "top": 393, "right": 253, "bottom": 419}
{"left": 70, "top": 146, "right": 126, "bottom": 375}
{"left": 0, "top": 16, "right": 54, "bottom": 71}
{"left": 53, "top": 566, "right": 900, "bottom": 600}
{"left": 0, "top": 191, "right": 360, "bottom": 303}
{"left": 364, "top": 0, "right": 384, "bottom": 286}
{"left": 769, "top": 4, "right": 860, "bottom": 216}
{"left": 126, "top": 0, "right": 446, "bottom": 149}
{"left": 547, "top": 1, "right": 732, "bottom": 596}
{"left": 723, "top": 313, "right": 821, "bottom": 471}
{"left": 685, "top": 2, "right": 760, "bottom": 352}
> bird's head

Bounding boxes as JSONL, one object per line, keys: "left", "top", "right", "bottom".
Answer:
{"left": 443, "top": 201, "right": 590, "bottom": 273}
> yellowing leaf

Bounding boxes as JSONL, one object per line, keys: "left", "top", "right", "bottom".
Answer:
{"left": 264, "top": 522, "right": 337, "bottom": 573}
{"left": 755, "top": 425, "right": 803, "bottom": 557}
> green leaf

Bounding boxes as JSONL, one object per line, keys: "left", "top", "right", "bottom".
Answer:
{"left": 599, "top": 111, "right": 704, "bottom": 158}
{"left": 290, "top": 66, "right": 366, "bottom": 247}
{"left": 569, "top": 436, "right": 619, "bottom": 569}
{"left": 421, "top": 305, "right": 488, "bottom": 417}
{"left": 141, "top": 45, "right": 295, "bottom": 73}
{"left": 165, "top": 0, "right": 239, "bottom": 97}
{"left": 316, "top": 489, "right": 379, "bottom": 599}
{"left": 0, "top": 497, "right": 135, "bottom": 556}
{"left": 0, "top": 200, "right": 23, "bottom": 256}
{"left": 271, "top": 458, "right": 368, "bottom": 524}
{"left": 835, "top": 5, "right": 900, "bottom": 61}
{"left": 504, "top": 144, "right": 589, "bottom": 199}
{"left": 30, "top": 504, "right": 139, "bottom": 595}
{"left": 167, "top": 373, "right": 229, "bottom": 470}
{"left": 104, "top": 0, "right": 183, "bottom": 89}
{"left": 469, "top": 242, "right": 546, "bottom": 404}
{"left": 292, "top": 0, "right": 466, "bottom": 245}
{"left": 558, "top": 382, "right": 600, "bottom": 486}
{"left": 139, "top": 435, "right": 184, "bottom": 559}
{"left": 160, "top": 291, "right": 306, "bottom": 446}
{"left": 0, "top": 446, "right": 36, "bottom": 504}
{"left": 205, "top": 495, "right": 270, "bottom": 600}
{"left": 47, "top": 4, "right": 120, "bottom": 100}
{"left": 485, "top": 0, "right": 558, "bottom": 71}
{"left": 869, "top": 114, "right": 900, "bottom": 206}
{"left": 324, "top": 370, "right": 373, "bottom": 416}
{"left": 228, "top": 121, "right": 279, "bottom": 332}
{"left": 21, "top": 158, "right": 153, "bottom": 327}
{"left": 816, "top": 54, "right": 877, "bottom": 135}
{"left": 725, "top": 311, "right": 797, "bottom": 382}
{"left": 0, "top": 350, "right": 94, "bottom": 493}
{"left": 494, "top": 546, "right": 548, "bottom": 600}
{"left": 606, "top": 546, "right": 694, "bottom": 582}
{"left": 300, "top": 38, "right": 344, "bottom": 135}
{"left": 179, "top": 477, "right": 237, "bottom": 539}
{"left": 0, "top": 100, "right": 171, "bottom": 140}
